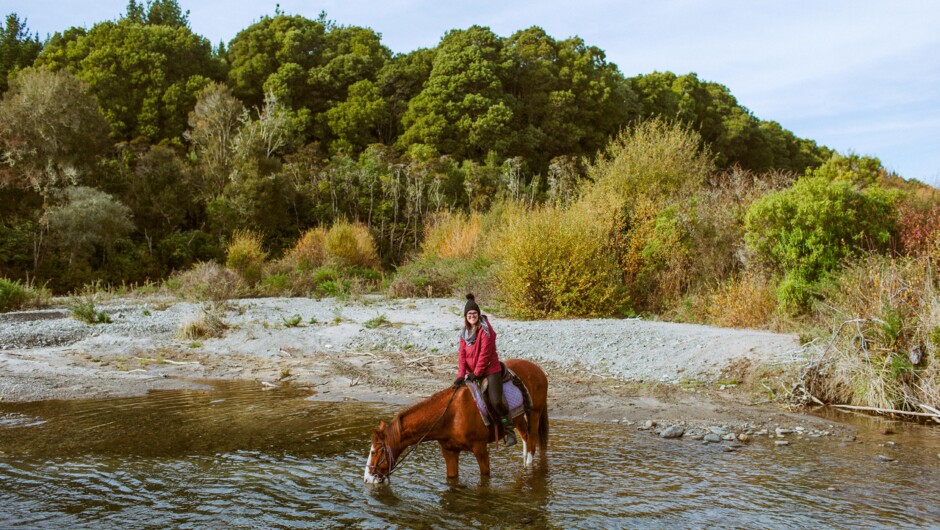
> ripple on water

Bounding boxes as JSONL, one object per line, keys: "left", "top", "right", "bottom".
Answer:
{"left": 1, "top": 381, "right": 939, "bottom": 528}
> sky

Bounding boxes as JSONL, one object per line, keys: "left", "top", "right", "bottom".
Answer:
{"left": 7, "top": 0, "right": 940, "bottom": 186}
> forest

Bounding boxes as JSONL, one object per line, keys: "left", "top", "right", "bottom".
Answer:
{"left": 2, "top": 1, "right": 940, "bottom": 412}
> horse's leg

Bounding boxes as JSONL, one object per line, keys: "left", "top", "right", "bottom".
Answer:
{"left": 521, "top": 412, "right": 538, "bottom": 467}
{"left": 440, "top": 443, "right": 460, "bottom": 479}
{"left": 472, "top": 442, "right": 490, "bottom": 476}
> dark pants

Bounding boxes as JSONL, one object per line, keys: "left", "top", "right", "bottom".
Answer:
{"left": 485, "top": 372, "right": 509, "bottom": 419}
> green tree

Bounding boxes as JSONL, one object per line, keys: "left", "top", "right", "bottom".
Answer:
{"left": 226, "top": 14, "right": 326, "bottom": 108}
{"left": 0, "top": 13, "right": 42, "bottom": 93}
{"left": 125, "top": 145, "right": 193, "bottom": 246}
{"left": 376, "top": 48, "right": 435, "bottom": 141}
{"left": 36, "top": 5, "right": 221, "bottom": 141}
{"left": 398, "top": 26, "right": 514, "bottom": 159}
{"left": 185, "top": 82, "right": 244, "bottom": 201}
{"left": 0, "top": 68, "right": 110, "bottom": 204}
{"left": 630, "top": 71, "right": 828, "bottom": 173}
{"left": 45, "top": 186, "right": 135, "bottom": 266}
{"left": 326, "top": 79, "right": 391, "bottom": 152}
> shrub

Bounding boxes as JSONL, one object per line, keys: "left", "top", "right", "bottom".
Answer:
{"left": 492, "top": 202, "right": 625, "bottom": 319}
{"left": 281, "top": 227, "right": 328, "bottom": 271}
{"left": 744, "top": 176, "right": 899, "bottom": 312}
{"left": 804, "top": 254, "right": 940, "bottom": 411}
{"left": 705, "top": 272, "right": 778, "bottom": 329}
{"left": 169, "top": 261, "right": 248, "bottom": 301}
{"left": 68, "top": 297, "right": 111, "bottom": 324}
{"left": 0, "top": 278, "right": 49, "bottom": 312}
{"left": 226, "top": 230, "right": 267, "bottom": 284}
{"left": 388, "top": 257, "right": 495, "bottom": 299}
{"left": 421, "top": 211, "right": 482, "bottom": 260}
{"left": 323, "top": 220, "right": 379, "bottom": 269}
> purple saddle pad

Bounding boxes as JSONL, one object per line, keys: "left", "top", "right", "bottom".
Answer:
{"left": 467, "top": 380, "right": 525, "bottom": 426}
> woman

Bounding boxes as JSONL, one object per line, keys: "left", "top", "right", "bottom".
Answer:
{"left": 454, "top": 294, "right": 516, "bottom": 447}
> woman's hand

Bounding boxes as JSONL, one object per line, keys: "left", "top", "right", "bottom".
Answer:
{"left": 453, "top": 377, "right": 464, "bottom": 387}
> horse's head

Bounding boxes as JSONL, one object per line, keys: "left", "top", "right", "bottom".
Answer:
{"left": 364, "top": 420, "right": 394, "bottom": 484}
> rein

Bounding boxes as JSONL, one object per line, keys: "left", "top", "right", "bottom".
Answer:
{"left": 373, "top": 386, "right": 459, "bottom": 480}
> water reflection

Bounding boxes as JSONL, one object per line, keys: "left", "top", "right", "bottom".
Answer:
{"left": 0, "top": 381, "right": 938, "bottom": 528}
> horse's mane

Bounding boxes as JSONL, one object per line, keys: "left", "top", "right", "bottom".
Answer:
{"left": 385, "top": 386, "right": 456, "bottom": 451}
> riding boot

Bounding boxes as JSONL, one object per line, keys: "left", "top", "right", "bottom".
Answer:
{"left": 500, "top": 417, "right": 517, "bottom": 447}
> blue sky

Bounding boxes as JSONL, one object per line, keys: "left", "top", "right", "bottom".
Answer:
{"left": 7, "top": 0, "right": 940, "bottom": 186}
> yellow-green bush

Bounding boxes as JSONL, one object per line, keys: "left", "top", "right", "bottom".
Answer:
{"left": 281, "top": 227, "right": 328, "bottom": 271}
{"left": 226, "top": 230, "right": 267, "bottom": 284}
{"left": 421, "top": 211, "right": 482, "bottom": 260}
{"left": 323, "top": 220, "right": 379, "bottom": 269}
{"left": 492, "top": 202, "right": 625, "bottom": 319}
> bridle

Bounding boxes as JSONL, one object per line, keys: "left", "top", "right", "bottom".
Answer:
{"left": 367, "top": 386, "right": 459, "bottom": 482}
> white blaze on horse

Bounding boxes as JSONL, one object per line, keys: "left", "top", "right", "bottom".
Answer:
{"left": 364, "top": 358, "right": 549, "bottom": 484}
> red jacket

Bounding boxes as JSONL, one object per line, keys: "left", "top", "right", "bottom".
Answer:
{"left": 457, "top": 315, "right": 502, "bottom": 378}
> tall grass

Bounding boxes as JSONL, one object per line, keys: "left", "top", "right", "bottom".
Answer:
{"left": 804, "top": 255, "right": 940, "bottom": 411}
{"left": 0, "top": 278, "right": 50, "bottom": 312}
{"left": 167, "top": 261, "right": 248, "bottom": 301}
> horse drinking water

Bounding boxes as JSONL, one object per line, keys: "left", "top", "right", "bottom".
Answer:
{"left": 364, "top": 359, "right": 549, "bottom": 484}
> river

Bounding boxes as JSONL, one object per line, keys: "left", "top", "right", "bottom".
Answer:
{"left": 1, "top": 381, "right": 938, "bottom": 528}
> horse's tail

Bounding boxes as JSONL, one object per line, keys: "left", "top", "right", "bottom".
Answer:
{"left": 538, "top": 408, "right": 549, "bottom": 452}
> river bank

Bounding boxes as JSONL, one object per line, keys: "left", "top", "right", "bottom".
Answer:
{"left": 0, "top": 295, "right": 855, "bottom": 440}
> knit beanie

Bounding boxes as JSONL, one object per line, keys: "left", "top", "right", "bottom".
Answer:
{"left": 463, "top": 293, "right": 481, "bottom": 317}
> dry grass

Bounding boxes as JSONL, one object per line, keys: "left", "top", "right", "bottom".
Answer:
{"left": 168, "top": 261, "right": 248, "bottom": 301}
{"left": 177, "top": 304, "right": 228, "bottom": 340}
{"left": 421, "top": 211, "right": 482, "bottom": 260}
{"left": 706, "top": 273, "right": 778, "bottom": 329}
{"left": 804, "top": 255, "right": 940, "bottom": 411}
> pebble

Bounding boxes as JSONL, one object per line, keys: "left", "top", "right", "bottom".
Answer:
{"left": 738, "top": 434, "right": 751, "bottom": 443}
{"left": 703, "top": 433, "right": 721, "bottom": 443}
{"left": 876, "top": 455, "right": 895, "bottom": 462}
{"left": 644, "top": 420, "right": 657, "bottom": 429}
{"left": 774, "top": 440, "right": 790, "bottom": 446}
{"left": 722, "top": 433, "right": 737, "bottom": 441}
{"left": 775, "top": 428, "right": 793, "bottom": 436}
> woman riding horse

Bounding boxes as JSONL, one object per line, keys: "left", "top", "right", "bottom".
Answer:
{"left": 455, "top": 294, "right": 515, "bottom": 447}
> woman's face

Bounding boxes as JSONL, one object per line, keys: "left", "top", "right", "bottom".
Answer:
{"left": 466, "top": 310, "right": 479, "bottom": 326}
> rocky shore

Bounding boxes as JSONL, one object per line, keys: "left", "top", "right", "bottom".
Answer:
{"left": 0, "top": 295, "right": 856, "bottom": 440}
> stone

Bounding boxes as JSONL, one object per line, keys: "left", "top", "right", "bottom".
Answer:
{"left": 876, "top": 455, "right": 895, "bottom": 462}
{"left": 774, "top": 440, "right": 789, "bottom": 446}
{"left": 738, "top": 433, "right": 751, "bottom": 443}
{"left": 660, "top": 425, "right": 685, "bottom": 439}
{"left": 703, "top": 433, "right": 721, "bottom": 443}
{"left": 644, "top": 420, "right": 657, "bottom": 429}
{"left": 722, "top": 433, "right": 738, "bottom": 441}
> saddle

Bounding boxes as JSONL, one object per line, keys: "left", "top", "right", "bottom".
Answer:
{"left": 466, "top": 362, "right": 532, "bottom": 427}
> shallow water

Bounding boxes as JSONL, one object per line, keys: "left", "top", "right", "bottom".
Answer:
{"left": 0, "top": 381, "right": 938, "bottom": 528}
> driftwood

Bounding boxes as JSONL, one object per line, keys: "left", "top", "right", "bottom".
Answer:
{"left": 832, "top": 403, "right": 940, "bottom": 420}
{"left": 918, "top": 403, "right": 940, "bottom": 423}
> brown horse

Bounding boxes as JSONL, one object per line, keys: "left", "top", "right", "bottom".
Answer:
{"left": 364, "top": 358, "right": 549, "bottom": 484}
